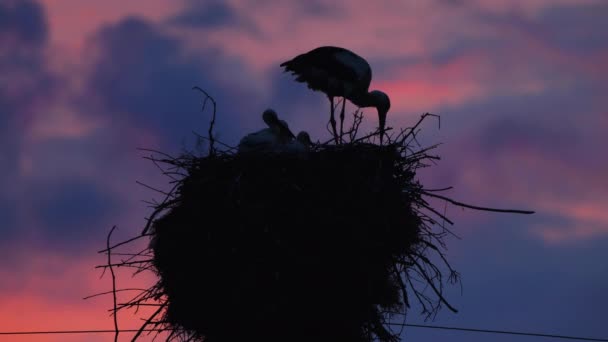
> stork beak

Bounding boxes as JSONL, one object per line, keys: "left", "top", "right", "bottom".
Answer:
{"left": 280, "top": 121, "right": 296, "bottom": 140}
{"left": 287, "top": 130, "right": 296, "bottom": 140}
{"left": 378, "top": 109, "right": 387, "bottom": 144}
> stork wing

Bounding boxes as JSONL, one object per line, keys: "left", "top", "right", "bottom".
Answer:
{"left": 331, "top": 49, "right": 372, "bottom": 85}
{"left": 280, "top": 46, "right": 373, "bottom": 96}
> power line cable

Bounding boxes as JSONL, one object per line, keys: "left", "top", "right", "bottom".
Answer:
{"left": 0, "top": 325, "right": 606, "bottom": 341}
{"left": 390, "top": 323, "right": 608, "bottom": 341}
{"left": 0, "top": 329, "right": 153, "bottom": 335}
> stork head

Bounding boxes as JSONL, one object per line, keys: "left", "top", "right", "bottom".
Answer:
{"left": 369, "top": 90, "right": 390, "bottom": 143}
{"left": 263, "top": 109, "right": 295, "bottom": 141}
{"left": 296, "top": 131, "right": 312, "bottom": 146}
{"left": 262, "top": 109, "right": 280, "bottom": 127}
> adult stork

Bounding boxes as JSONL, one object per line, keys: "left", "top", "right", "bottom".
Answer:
{"left": 280, "top": 46, "right": 391, "bottom": 144}
{"left": 238, "top": 109, "right": 295, "bottom": 154}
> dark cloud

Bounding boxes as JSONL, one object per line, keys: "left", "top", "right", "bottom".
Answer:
{"left": 413, "top": 78, "right": 607, "bottom": 205}
{"left": 0, "top": 0, "right": 55, "bottom": 191}
{"left": 29, "top": 179, "right": 123, "bottom": 246}
{"left": 435, "top": 82, "right": 604, "bottom": 157}
{"left": 170, "top": 0, "right": 240, "bottom": 28}
{"left": 85, "top": 16, "right": 261, "bottom": 150}
{"left": 268, "top": 69, "right": 325, "bottom": 115}
{"left": 369, "top": 55, "right": 425, "bottom": 80}
{"left": 430, "top": 38, "right": 502, "bottom": 66}
{"left": 254, "top": 0, "right": 339, "bottom": 18}
{"left": 0, "top": 1, "right": 54, "bottom": 251}
{"left": 403, "top": 215, "right": 608, "bottom": 341}
{"left": 0, "top": 199, "right": 17, "bottom": 239}
{"left": 467, "top": 2, "right": 608, "bottom": 56}
{"left": 169, "top": 0, "right": 338, "bottom": 34}
{"left": 476, "top": 114, "right": 578, "bottom": 158}
{"left": 293, "top": 0, "right": 340, "bottom": 17}
{"left": 264, "top": 68, "right": 335, "bottom": 141}
{"left": 24, "top": 133, "right": 126, "bottom": 178}
{"left": 0, "top": 0, "right": 50, "bottom": 124}
{"left": 168, "top": 0, "right": 262, "bottom": 38}
{"left": 87, "top": 17, "right": 202, "bottom": 125}
{"left": 415, "top": 3, "right": 608, "bottom": 170}
{"left": 539, "top": 2, "right": 608, "bottom": 53}
{"left": 0, "top": 0, "right": 47, "bottom": 44}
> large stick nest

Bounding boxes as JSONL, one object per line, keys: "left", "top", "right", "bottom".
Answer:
{"left": 95, "top": 90, "right": 532, "bottom": 341}
{"left": 153, "top": 144, "right": 437, "bottom": 342}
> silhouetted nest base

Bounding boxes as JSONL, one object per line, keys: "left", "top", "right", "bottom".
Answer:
{"left": 156, "top": 144, "right": 425, "bottom": 341}
{"left": 95, "top": 108, "right": 533, "bottom": 342}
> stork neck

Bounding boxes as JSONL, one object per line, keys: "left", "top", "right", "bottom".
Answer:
{"left": 350, "top": 92, "right": 374, "bottom": 108}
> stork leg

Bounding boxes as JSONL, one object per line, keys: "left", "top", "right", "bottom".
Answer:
{"left": 339, "top": 97, "right": 346, "bottom": 144}
{"left": 329, "top": 96, "right": 339, "bottom": 144}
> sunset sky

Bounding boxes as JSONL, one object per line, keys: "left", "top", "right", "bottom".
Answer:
{"left": 1, "top": 0, "right": 607, "bottom": 341}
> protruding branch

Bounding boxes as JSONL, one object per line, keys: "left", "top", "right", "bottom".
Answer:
{"left": 422, "top": 191, "right": 535, "bottom": 214}
{"left": 106, "top": 226, "right": 119, "bottom": 342}
{"left": 192, "top": 86, "right": 218, "bottom": 156}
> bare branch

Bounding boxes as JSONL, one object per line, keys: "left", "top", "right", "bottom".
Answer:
{"left": 83, "top": 288, "right": 148, "bottom": 300}
{"left": 131, "top": 303, "right": 167, "bottom": 342}
{"left": 106, "top": 226, "right": 119, "bottom": 342}
{"left": 192, "top": 86, "right": 218, "bottom": 155}
{"left": 422, "top": 191, "right": 535, "bottom": 214}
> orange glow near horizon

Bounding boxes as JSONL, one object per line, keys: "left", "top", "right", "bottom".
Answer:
{"left": 0, "top": 251, "right": 165, "bottom": 341}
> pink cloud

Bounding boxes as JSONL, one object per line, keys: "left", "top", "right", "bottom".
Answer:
{"left": 163, "top": 0, "right": 607, "bottom": 123}
{"left": 529, "top": 198, "right": 608, "bottom": 244}
{"left": 4, "top": 1, "right": 604, "bottom": 340}
{"left": 373, "top": 53, "right": 494, "bottom": 113}
{"left": 186, "top": 0, "right": 460, "bottom": 71}
{"left": 433, "top": 139, "right": 608, "bottom": 244}
{"left": 0, "top": 249, "right": 167, "bottom": 341}
{"left": 27, "top": 0, "right": 606, "bottom": 247}
{"left": 186, "top": 0, "right": 593, "bottom": 64}
{"left": 532, "top": 221, "right": 607, "bottom": 245}
{"left": 39, "top": 0, "right": 180, "bottom": 53}
{"left": 37, "top": 0, "right": 608, "bottom": 122}
{"left": 27, "top": 105, "right": 103, "bottom": 141}
{"left": 463, "top": 0, "right": 603, "bottom": 17}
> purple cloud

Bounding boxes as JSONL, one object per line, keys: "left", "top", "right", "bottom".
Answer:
{"left": 168, "top": 0, "right": 261, "bottom": 35}
{"left": 539, "top": 2, "right": 608, "bottom": 53}
{"left": 0, "top": 0, "right": 59, "bottom": 242}
{"left": 83, "top": 16, "right": 269, "bottom": 149}
{"left": 28, "top": 179, "right": 124, "bottom": 248}
{"left": 0, "top": 0, "right": 47, "bottom": 44}
{"left": 0, "top": 1, "right": 606, "bottom": 340}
